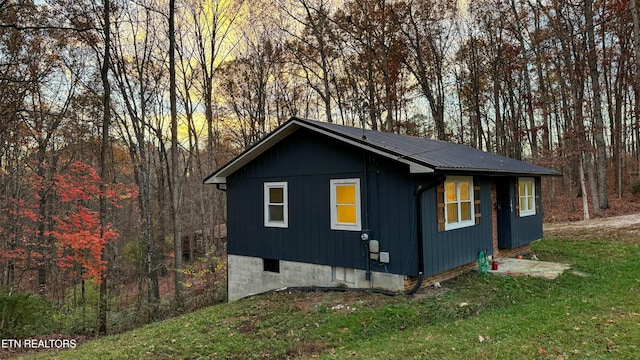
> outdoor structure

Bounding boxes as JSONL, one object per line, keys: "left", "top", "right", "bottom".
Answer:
{"left": 204, "top": 117, "right": 561, "bottom": 301}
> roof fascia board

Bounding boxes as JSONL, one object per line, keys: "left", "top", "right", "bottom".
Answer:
{"left": 438, "top": 169, "right": 562, "bottom": 177}
{"left": 203, "top": 122, "right": 300, "bottom": 184}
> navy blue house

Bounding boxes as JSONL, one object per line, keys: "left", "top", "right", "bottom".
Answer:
{"left": 204, "top": 117, "right": 560, "bottom": 301}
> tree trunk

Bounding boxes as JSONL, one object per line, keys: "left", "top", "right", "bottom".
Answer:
{"left": 489, "top": 22, "right": 505, "bottom": 155}
{"left": 142, "top": 151, "right": 160, "bottom": 310}
{"left": 530, "top": 2, "right": 551, "bottom": 153}
{"left": 631, "top": 0, "right": 640, "bottom": 178}
{"left": 567, "top": 167, "right": 576, "bottom": 213}
{"left": 613, "top": 69, "right": 625, "bottom": 199}
{"left": 97, "top": 0, "right": 111, "bottom": 336}
{"left": 310, "top": 3, "right": 333, "bottom": 124}
{"left": 579, "top": 154, "right": 590, "bottom": 220}
{"left": 586, "top": 152, "right": 600, "bottom": 212}
{"left": 169, "top": 0, "right": 183, "bottom": 309}
{"left": 510, "top": 0, "right": 538, "bottom": 154}
{"left": 585, "top": 0, "right": 609, "bottom": 209}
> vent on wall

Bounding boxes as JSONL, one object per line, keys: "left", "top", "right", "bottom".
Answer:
{"left": 263, "top": 258, "right": 280, "bottom": 273}
{"left": 333, "top": 266, "right": 355, "bottom": 284}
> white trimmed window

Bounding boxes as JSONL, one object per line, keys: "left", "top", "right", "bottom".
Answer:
{"left": 330, "top": 178, "right": 362, "bottom": 231}
{"left": 444, "top": 176, "right": 475, "bottom": 230}
{"left": 518, "top": 177, "right": 536, "bottom": 217}
{"left": 264, "top": 182, "right": 288, "bottom": 227}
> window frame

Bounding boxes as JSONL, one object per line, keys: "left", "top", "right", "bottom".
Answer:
{"left": 330, "top": 178, "right": 362, "bottom": 231}
{"left": 264, "top": 182, "right": 288, "bottom": 228}
{"left": 444, "top": 176, "right": 475, "bottom": 231}
{"left": 518, "top": 177, "right": 536, "bottom": 217}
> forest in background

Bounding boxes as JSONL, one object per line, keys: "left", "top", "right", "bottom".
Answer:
{"left": 1, "top": 0, "right": 640, "bottom": 336}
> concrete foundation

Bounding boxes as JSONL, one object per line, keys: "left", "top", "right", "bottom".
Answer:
{"left": 227, "top": 254, "right": 405, "bottom": 301}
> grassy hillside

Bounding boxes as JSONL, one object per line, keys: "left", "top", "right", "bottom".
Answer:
{"left": 26, "top": 231, "right": 640, "bottom": 359}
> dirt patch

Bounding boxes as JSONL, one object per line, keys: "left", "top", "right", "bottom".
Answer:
{"left": 412, "top": 286, "right": 451, "bottom": 301}
{"left": 283, "top": 289, "right": 393, "bottom": 314}
{"left": 286, "top": 341, "right": 330, "bottom": 359}
{"left": 237, "top": 319, "right": 258, "bottom": 334}
{"left": 544, "top": 213, "right": 640, "bottom": 242}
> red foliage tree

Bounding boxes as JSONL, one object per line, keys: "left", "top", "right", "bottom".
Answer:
{"left": 48, "top": 161, "right": 135, "bottom": 283}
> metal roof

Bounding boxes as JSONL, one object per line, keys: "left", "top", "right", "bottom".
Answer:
{"left": 204, "top": 117, "right": 561, "bottom": 184}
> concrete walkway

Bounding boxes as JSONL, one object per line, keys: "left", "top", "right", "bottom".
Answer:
{"left": 488, "top": 258, "right": 571, "bottom": 279}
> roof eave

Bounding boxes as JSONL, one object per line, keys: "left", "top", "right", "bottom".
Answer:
{"left": 203, "top": 176, "right": 226, "bottom": 184}
{"left": 432, "top": 167, "right": 562, "bottom": 177}
{"left": 203, "top": 120, "right": 302, "bottom": 185}
{"left": 409, "top": 163, "right": 435, "bottom": 174}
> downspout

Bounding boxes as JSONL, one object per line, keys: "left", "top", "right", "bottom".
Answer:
{"left": 214, "top": 182, "right": 227, "bottom": 300}
{"left": 406, "top": 174, "right": 445, "bottom": 295}
{"left": 362, "top": 150, "right": 371, "bottom": 283}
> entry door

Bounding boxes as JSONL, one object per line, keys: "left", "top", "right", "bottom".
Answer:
{"left": 495, "top": 179, "right": 512, "bottom": 250}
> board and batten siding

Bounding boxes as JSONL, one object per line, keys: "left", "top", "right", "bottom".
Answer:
{"left": 419, "top": 177, "right": 494, "bottom": 277}
{"left": 226, "top": 128, "right": 420, "bottom": 276}
{"left": 496, "top": 177, "right": 544, "bottom": 249}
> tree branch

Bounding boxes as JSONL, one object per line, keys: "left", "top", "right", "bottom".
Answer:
{"left": 0, "top": 23, "right": 98, "bottom": 32}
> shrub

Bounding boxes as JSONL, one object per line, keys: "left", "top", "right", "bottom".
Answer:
{"left": 54, "top": 279, "right": 101, "bottom": 335}
{"left": 0, "top": 292, "right": 60, "bottom": 337}
{"left": 631, "top": 180, "right": 640, "bottom": 195}
{"left": 55, "top": 303, "right": 97, "bottom": 335}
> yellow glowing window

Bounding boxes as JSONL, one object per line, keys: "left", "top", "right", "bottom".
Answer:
{"left": 445, "top": 182, "right": 457, "bottom": 202}
{"left": 446, "top": 203, "right": 458, "bottom": 222}
{"left": 331, "top": 179, "right": 361, "bottom": 231}
{"left": 444, "top": 176, "right": 474, "bottom": 230}
{"left": 336, "top": 185, "right": 357, "bottom": 224}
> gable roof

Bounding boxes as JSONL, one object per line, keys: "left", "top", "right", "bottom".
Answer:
{"left": 204, "top": 117, "right": 561, "bottom": 184}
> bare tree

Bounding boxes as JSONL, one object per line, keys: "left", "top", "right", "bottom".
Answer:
{"left": 185, "top": 0, "right": 244, "bottom": 171}
{"left": 181, "top": 0, "right": 244, "bottom": 269}
{"left": 509, "top": 0, "right": 538, "bottom": 154}
{"left": 168, "top": 0, "right": 183, "bottom": 308}
{"left": 393, "top": 0, "right": 456, "bottom": 140}
{"left": 98, "top": 0, "right": 111, "bottom": 335}
{"left": 278, "top": 0, "right": 337, "bottom": 123}
{"left": 631, "top": 0, "right": 640, "bottom": 178}
{"left": 110, "top": 0, "right": 166, "bottom": 311}
{"left": 219, "top": 33, "right": 281, "bottom": 147}
{"left": 585, "top": 0, "right": 609, "bottom": 209}
{"left": 333, "top": 0, "right": 408, "bottom": 132}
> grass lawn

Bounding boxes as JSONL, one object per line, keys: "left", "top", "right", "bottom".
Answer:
{"left": 27, "top": 235, "right": 640, "bottom": 359}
